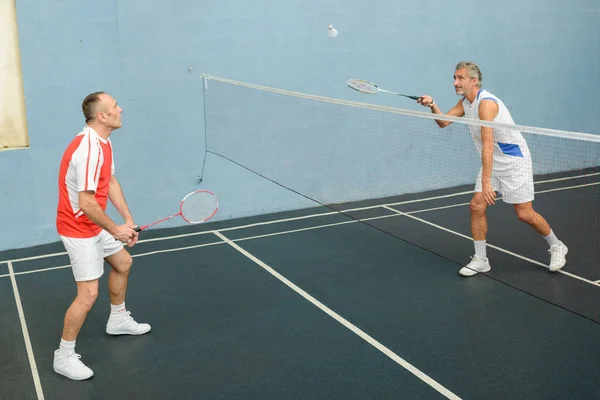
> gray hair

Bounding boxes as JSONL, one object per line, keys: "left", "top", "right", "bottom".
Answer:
{"left": 456, "top": 61, "right": 482, "bottom": 87}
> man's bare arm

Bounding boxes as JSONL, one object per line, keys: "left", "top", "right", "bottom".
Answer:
{"left": 79, "top": 191, "right": 135, "bottom": 242}
{"left": 417, "top": 97, "right": 465, "bottom": 128}
{"left": 108, "top": 176, "right": 134, "bottom": 225}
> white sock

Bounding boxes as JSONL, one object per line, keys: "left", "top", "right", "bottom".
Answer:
{"left": 474, "top": 240, "right": 487, "bottom": 259}
{"left": 543, "top": 230, "right": 560, "bottom": 247}
{"left": 111, "top": 302, "right": 126, "bottom": 314}
{"left": 59, "top": 338, "right": 75, "bottom": 354}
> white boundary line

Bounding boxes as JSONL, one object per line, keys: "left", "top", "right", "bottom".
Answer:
{"left": 213, "top": 231, "right": 462, "bottom": 400}
{"left": 0, "top": 220, "right": 361, "bottom": 279}
{"left": 2, "top": 264, "right": 73, "bottom": 278}
{"left": 0, "top": 184, "right": 596, "bottom": 398}
{"left": 535, "top": 172, "right": 600, "bottom": 184}
{"left": 3, "top": 172, "right": 597, "bottom": 264}
{"left": 530, "top": 181, "right": 599, "bottom": 195}
{"left": 0, "top": 181, "right": 597, "bottom": 287}
{"left": 403, "top": 182, "right": 600, "bottom": 214}
{"left": 381, "top": 206, "right": 600, "bottom": 288}
{"left": 2, "top": 190, "right": 597, "bottom": 288}
{"left": 0, "top": 241, "right": 227, "bottom": 278}
{"left": 8, "top": 262, "right": 44, "bottom": 399}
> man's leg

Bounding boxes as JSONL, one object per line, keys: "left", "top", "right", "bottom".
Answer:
{"left": 61, "top": 280, "right": 99, "bottom": 341}
{"left": 54, "top": 281, "right": 98, "bottom": 380}
{"left": 471, "top": 192, "right": 489, "bottom": 243}
{"left": 106, "top": 248, "right": 131, "bottom": 307}
{"left": 104, "top": 247, "right": 151, "bottom": 335}
{"left": 513, "top": 202, "right": 568, "bottom": 271}
{"left": 512, "top": 201, "right": 551, "bottom": 235}
{"left": 459, "top": 193, "right": 492, "bottom": 277}
{"left": 54, "top": 235, "right": 103, "bottom": 381}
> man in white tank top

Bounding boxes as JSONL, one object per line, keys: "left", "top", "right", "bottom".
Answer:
{"left": 417, "top": 61, "right": 568, "bottom": 276}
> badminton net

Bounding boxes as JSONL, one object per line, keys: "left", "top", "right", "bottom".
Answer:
{"left": 199, "top": 73, "right": 600, "bottom": 268}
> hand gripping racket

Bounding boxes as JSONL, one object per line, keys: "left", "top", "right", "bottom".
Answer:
{"left": 346, "top": 79, "right": 422, "bottom": 101}
{"left": 134, "top": 190, "right": 219, "bottom": 232}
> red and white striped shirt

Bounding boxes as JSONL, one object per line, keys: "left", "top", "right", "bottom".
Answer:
{"left": 56, "top": 127, "right": 114, "bottom": 238}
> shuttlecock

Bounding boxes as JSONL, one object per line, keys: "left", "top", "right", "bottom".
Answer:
{"left": 328, "top": 25, "right": 338, "bottom": 38}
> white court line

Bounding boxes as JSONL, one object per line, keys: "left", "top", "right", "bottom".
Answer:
{"left": 8, "top": 262, "right": 44, "bottom": 400}
{"left": 402, "top": 181, "right": 600, "bottom": 215}
{"left": 0, "top": 221, "right": 362, "bottom": 279}
{"left": 0, "top": 192, "right": 458, "bottom": 263}
{"left": 213, "top": 231, "right": 462, "bottom": 400}
{"left": 233, "top": 219, "right": 357, "bottom": 242}
{"left": 535, "top": 172, "right": 600, "bottom": 184}
{"left": 334, "top": 172, "right": 598, "bottom": 214}
{"left": 0, "top": 241, "right": 228, "bottom": 278}
{"left": 3, "top": 172, "right": 597, "bottom": 264}
{"left": 382, "top": 206, "right": 600, "bottom": 288}
{"left": 124, "top": 190, "right": 474, "bottom": 244}
{"left": 138, "top": 210, "right": 341, "bottom": 243}
{"left": 530, "top": 181, "right": 599, "bottom": 195}
{"left": 1, "top": 264, "right": 73, "bottom": 278}
{"left": 127, "top": 172, "right": 600, "bottom": 240}
{"left": 1, "top": 181, "right": 598, "bottom": 288}
{"left": 5, "top": 203, "right": 597, "bottom": 288}
{"left": 129, "top": 240, "right": 224, "bottom": 259}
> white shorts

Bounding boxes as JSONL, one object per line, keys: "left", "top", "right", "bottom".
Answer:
{"left": 60, "top": 230, "right": 124, "bottom": 281}
{"left": 475, "top": 167, "right": 534, "bottom": 204}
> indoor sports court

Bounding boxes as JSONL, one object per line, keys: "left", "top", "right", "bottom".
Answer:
{"left": 2, "top": 166, "right": 599, "bottom": 399}
{"left": 2, "top": 1, "right": 600, "bottom": 400}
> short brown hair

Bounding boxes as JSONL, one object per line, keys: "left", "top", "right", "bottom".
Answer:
{"left": 81, "top": 92, "right": 105, "bottom": 122}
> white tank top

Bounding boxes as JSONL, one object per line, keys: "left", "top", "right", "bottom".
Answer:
{"left": 462, "top": 89, "right": 531, "bottom": 175}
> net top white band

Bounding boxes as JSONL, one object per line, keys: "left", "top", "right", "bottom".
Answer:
{"left": 201, "top": 73, "right": 600, "bottom": 143}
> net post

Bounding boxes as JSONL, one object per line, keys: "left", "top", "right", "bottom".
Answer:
{"left": 198, "top": 73, "right": 210, "bottom": 184}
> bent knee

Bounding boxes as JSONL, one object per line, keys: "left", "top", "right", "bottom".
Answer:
{"left": 516, "top": 210, "right": 535, "bottom": 224}
{"left": 113, "top": 253, "right": 133, "bottom": 274}
{"left": 121, "top": 254, "right": 133, "bottom": 270}
{"left": 470, "top": 195, "right": 487, "bottom": 214}
{"left": 77, "top": 285, "right": 99, "bottom": 309}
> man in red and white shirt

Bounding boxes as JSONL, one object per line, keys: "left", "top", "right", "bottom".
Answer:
{"left": 54, "top": 92, "right": 150, "bottom": 381}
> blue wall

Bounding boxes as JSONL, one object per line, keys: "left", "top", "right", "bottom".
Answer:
{"left": 1, "top": 0, "right": 599, "bottom": 251}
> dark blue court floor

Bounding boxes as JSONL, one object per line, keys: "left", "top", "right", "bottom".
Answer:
{"left": 1, "top": 176, "right": 599, "bottom": 400}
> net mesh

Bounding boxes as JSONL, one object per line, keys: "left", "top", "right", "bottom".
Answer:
{"left": 200, "top": 74, "right": 600, "bottom": 276}
{"left": 202, "top": 75, "right": 599, "bottom": 203}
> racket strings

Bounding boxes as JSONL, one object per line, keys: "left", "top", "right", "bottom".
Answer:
{"left": 347, "top": 79, "right": 378, "bottom": 94}
{"left": 180, "top": 191, "right": 219, "bottom": 223}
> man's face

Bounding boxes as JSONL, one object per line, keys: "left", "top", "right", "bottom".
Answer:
{"left": 453, "top": 68, "right": 476, "bottom": 96}
{"left": 97, "top": 94, "right": 123, "bottom": 129}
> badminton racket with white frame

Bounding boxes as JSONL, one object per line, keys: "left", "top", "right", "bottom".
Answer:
{"left": 346, "top": 79, "right": 422, "bottom": 101}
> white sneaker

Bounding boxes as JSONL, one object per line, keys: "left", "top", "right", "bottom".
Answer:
{"left": 53, "top": 350, "right": 94, "bottom": 380}
{"left": 548, "top": 241, "right": 568, "bottom": 272}
{"left": 459, "top": 255, "right": 491, "bottom": 277}
{"left": 106, "top": 310, "right": 151, "bottom": 335}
